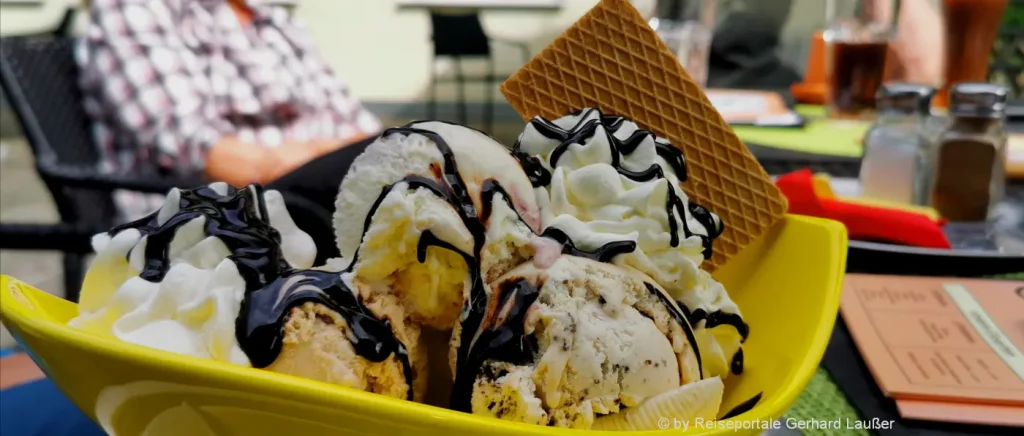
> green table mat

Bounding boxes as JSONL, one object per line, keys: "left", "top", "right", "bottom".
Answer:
{"left": 732, "top": 106, "right": 868, "bottom": 158}
{"left": 784, "top": 368, "right": 870, "bottom": 436}
{"left": 782, "top": 272, "right": 1024, "bottom": 435}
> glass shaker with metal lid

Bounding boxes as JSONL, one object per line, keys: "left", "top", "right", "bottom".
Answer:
{"left": 930, "top": 83, "right": 1008, "bottom": 222}
{"left": 859, "top": 83, "right": 936, "bottom": 205}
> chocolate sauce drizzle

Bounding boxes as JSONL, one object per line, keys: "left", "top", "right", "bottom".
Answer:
{"left": 110, "top": 184, "right": 415, "bottom": 400}
{"left": 720, "top": 392, "right": 763, "bottom": 420}
{"left": 450, "top": 278, "right": 541, "bottom": 412}
{"left": 644, "top": 283, "right": 703, "bottom": 380}
{"left": 108, "top": 184, "right": 279, "bottom": 285}
{"left": 519, "top": 108, "right": 689, "bottom": 182}
{"left": 511, "top": 108, "right": 723, "bottom": 260}
{"left": 730, "top": 349, "right": 744, "bottom": 375}
{"left": 480, "top": 179, "right": 516, "bottom": 224}
{"left": 685, "top": 307, "right": 751, "bottom": 341}
{"left": 510, "top": 149, "right": 552, "bottom": 188}
{"left": 540, "top": 227, "right": 638, "bottom": 263}
{"left": 372, "top": 126, "right": 491, "bottom": 411}
{"left": 679, "top": 303, "right": 749, "bottom": 376}
{"left": 237, "top": 269, "right": 414, "bottom": 400}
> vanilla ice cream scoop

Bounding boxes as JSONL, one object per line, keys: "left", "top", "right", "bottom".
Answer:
{"left": 513, "top": 108, "right": 748, "bottom": 380}
{"left": 71, "top": 183, "right": 424, "bottom": 400}
{"left": 333, "top": 121, "right": 542, "bottom": 330}
{"left": 455, "top": 255, "right": 707, "bottom": 429}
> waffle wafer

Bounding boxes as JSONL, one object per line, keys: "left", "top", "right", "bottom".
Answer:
{"left": 500, "top": 0, "right": 787, "bottom": 272}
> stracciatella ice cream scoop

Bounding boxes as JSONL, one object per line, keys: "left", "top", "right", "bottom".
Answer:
{"left": 333, "top": 121, "right": 543, "bottom": 330}
{"left": 456, "top": 255, "right": 710, "bottom": 429}
{"left": 512, "top": 108, "right": 748, "bottom": 380}
{"left": 70, "top": 183, "right": 426, "bottom": 401}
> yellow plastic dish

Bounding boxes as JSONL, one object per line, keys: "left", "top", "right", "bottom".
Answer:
{"left": 1, "top": 214, "right": 847, "bottom": 435}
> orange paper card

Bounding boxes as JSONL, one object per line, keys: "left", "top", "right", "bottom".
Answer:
{"left": 895, "top": 398, "right": 1024, "bottom": 427}
{"left": 840, "top": 274, "right": 1024, "bottom": 413}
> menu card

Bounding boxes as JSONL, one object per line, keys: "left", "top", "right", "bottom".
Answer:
{"left": 840, "top": 274, "right": 1024, "bottom": 426}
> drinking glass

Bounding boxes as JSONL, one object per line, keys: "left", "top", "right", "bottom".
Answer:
{"left": 650, "top": 0, "right": 717, "bottom": 88}
{"left": 823, "top": 0, "right": 898, "bottom": 120}
{"left": 936, "top": 0, "right": 1009, "bottom": 107}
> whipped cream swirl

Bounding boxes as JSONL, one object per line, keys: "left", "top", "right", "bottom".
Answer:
{"left": 71, "top": 183, "right": 316, "bottom": 365}
{"left": 513, "top": 108, "right": 723, "bottom": 295}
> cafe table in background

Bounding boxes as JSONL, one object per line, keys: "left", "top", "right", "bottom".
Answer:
{"left": 395, "top": 0, "right": 564, "bottom": 10}
{"left": 731, "top": 105, "right": 1024, "bottom": 179}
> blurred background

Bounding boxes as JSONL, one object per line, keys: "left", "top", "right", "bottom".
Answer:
{"left": 1, "top": 2, "right": 1022, "bottom": 435}
{"left": 0, "top": 0, "right": 839, "bottom": 137}
{"left": 0, "top": 0, "right": 840, "bottom": 347}
{"left": 1, "top": 0, "right": 1022, "bottom": 348}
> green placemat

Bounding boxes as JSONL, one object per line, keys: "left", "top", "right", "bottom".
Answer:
{"left": 782, "top": 272, "right": 1024, "bottom": 435}
{"left": 732, "top": 106, "right": 868, "bottom": 158}
{"left": 784, "top": 368, "right": 869, "bottom": 436}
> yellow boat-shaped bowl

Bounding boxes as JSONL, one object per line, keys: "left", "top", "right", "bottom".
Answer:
{"left": 1, "top": 214, "right": 847, "bottom": 435}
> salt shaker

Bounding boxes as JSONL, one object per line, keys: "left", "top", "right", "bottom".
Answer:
{"left": 859, "top": 83, "right": 936, "bottom": 205}
{"left": 930, "top": 83, "right": 1008, "bottom": 222}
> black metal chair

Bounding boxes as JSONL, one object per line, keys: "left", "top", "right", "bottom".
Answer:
{"left": 428, "top": 12, "right": 531, "bottom": 132}
{"left": 0, "top": 32, "right": 340, "bottom": 301}
{"left": 0, "top": 36, "right": 205, "bottom": 302}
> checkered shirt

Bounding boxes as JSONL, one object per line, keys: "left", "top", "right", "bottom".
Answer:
{"left": 77, "top": 0, "right": 381, "bottom": 218}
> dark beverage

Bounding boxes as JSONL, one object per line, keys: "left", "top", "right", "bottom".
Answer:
{"left": 937, "top": 0, "right": 1008, "bottom": 107}
{"left": 827, "top": 40, "right": 889, "bottom": 119}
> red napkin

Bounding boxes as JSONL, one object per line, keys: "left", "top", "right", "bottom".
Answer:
{"left": 776, "top": 169, "right": 952, "bottom": 249}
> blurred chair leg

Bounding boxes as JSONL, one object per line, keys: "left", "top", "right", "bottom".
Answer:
{"left": 428, "top": 58, "right": 438, "bottom": 120}
{"left": 485, "top": 58, "right": 495, "bottom": 133}
{"left": 454, "top": 56, "right": 466, "bottom": 125}
{"left": 517, "top": 42, "right": 531, "bottom": 65}
{"left": 63, "top": 253, "right": 84, "bottom": 303}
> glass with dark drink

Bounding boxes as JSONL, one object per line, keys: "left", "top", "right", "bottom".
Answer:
{"left": 828, "top": 41, "right": 889, "bottom": 119}
{"left": 823, "top": 0, "right": 897, "bottom": 119}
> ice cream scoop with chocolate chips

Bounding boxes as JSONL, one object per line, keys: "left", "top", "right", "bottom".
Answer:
{"left": 457, "top": 255, "right": 718, "bottom": 429}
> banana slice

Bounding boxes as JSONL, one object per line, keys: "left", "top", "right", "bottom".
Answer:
{"left": 591, "top": 377, "right": 724, "bottom": 431}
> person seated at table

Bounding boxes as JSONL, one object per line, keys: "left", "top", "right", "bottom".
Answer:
{"left": 77, "top": 0, "right": 381, "bottom": 219}
{"left": 706, "top": 0, "right": 943, "bottom": 89}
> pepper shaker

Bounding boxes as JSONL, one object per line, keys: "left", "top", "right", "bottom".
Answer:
{"left": 930, "top": 83, "right": 1009, "bottom": 222}
{"left": 859, "top": 83, "right": 936, "bottom": 205}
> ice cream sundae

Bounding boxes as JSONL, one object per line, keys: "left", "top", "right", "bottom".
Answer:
{"left": 70, "top": 109, "right": 750, "bottom": 430}
{"left": 61, "top": 0, "right": 791, "bottom": 429}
